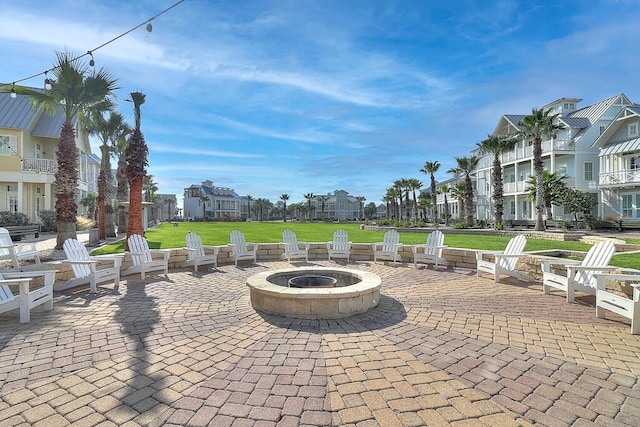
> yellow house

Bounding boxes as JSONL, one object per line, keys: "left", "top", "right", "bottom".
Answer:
{"left": 0, "top": 89, "right": 97, "bottom": 223}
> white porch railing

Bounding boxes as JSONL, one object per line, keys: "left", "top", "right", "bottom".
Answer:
{"left": 599, "top": 170, "right": 640, "bottom": 186}
{"left": 22, "top": 158, "right": 58, "bottom": 173}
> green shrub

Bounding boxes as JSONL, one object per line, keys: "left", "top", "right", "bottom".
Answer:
{"left": 0, "top": 211, "right": 28, "bottom": 226}
{"left": 453, "top": 222, "right": 467, "bottom": 229}
{"left": 39, "top": 210, "right": 57, "bottom": 232}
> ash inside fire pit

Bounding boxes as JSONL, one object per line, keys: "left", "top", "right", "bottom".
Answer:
{"left": 288, "top": 275, "right": 337, "bottom": 288}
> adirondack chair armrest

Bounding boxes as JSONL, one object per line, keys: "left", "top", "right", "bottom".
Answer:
{"left": 566, "top": 265, "right": 618, "bottom": 276}
{"left": 0, "top": 278, "right": 31, "bottom": 286}
{"left": 475, "top": 249, "right": 503, "bottom": 261}
{"left": 15, "top": 241, "right": 37, "bottom": 251}
{"left": 594, "top": 273, "right": 640, "bottom": 291}
{"left": 540, "top": 258, "right": 581, "bottom": 272}
{"left": 494, "top": 253, "right": 529, "bottom": 261}
{"left": 0, "top": 244, "right": 15, "bottom": 250}
{"left": 149, "top": 249, "right": 172, "bottom": 260}
{"left": 372, "top": 242, "right": 383, "bottom": 250}
{"left": 91, "top": 254, "right": 124, "bottom": 267}
{"left": 202, "top": 245, "right": 220, "bottom": 255}
{"left": 299, "top": 242, "right": 311, "bottom": 250}
{"left": 1, "top": 270, "right": 56, "bottom": 286}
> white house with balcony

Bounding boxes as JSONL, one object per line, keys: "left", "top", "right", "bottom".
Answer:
{"left": 473, "top": 94, "right": 632, "bottom": 222}
{"left": 0, "top": 89, "right": 97, "bottom": 222}
{"left": 593, "top": 104, "right": 640, "bottom": 221}
{"left": 298, "top": 190, "right": 364, "bottom": 221}
{"left": 183, "top": 180, "right": 243, "bottom": 220}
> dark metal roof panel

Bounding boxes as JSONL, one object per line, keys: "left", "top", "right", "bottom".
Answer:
{"left": 0, "top": 91, "right": 38, "bottom": 129}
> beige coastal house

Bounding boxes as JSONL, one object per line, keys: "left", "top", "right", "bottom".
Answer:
{"left": 0, "top": 89, "right": 98, "bottom": 222}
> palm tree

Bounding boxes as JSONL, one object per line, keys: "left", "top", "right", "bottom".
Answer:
{"left": 393, "top": 179, "right": 406, "bottom": 219}
{"left": 477, "top": 134, "right": 517, "bottom": 227}
{"left": 440, "top": 184, "right": 451, "bottom": 226}
{"left": 10, "top": 52, "right": 117, "bottom": 248}
{"left": 451, "top": 156, "right": 479, "bottom": 227}
{"left": 246, "top": 195, "right": 253, "bottom": 221}
{"left": 384, "top": 187, "right": 400, "bottom": 220}
{"left": 280, "top": 194, "right": 289, "bottom": 222}
{"left": 406, "top": 178, "right": 422, "bottom": 221}
{"left": 420, "top": 161, "right": 440, "bottom": 224}
{"left": 113, "top": 125, "right": 131, "bottom": 234}
{"left": 125, "top": 92, "right": 149, "bottom": 243}
{"left": 199, "top": 195, "right": 210, "bottom": 220}
{"left": 518, "top": 108, "right": 562, "bottom": 230}
{"left": 318, "top": 196, "right": 329, "bottom": 220}
{"left": 143, "top": 175, "right": 159, "bottom": 203}
{"left": 355, "top": 196, "right": 366, "bottom": 220}
{"left": 450, "top": 181, "right": 466, "bottom": 220}
{"left": 304, "top": 193, "right": 314, "bottom": 220}
{"left": 525, "top": 170, "right": 567, "bottom": 220}
{"left": 417, "top": 196, "right": 431, "bottom": 222}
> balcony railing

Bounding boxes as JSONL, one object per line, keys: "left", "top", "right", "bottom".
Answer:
{"left": 599, "top": 170, "right": 640, "bottom": 186}
{"left": 500, "top": 138, "right": 573, "bottom": 164}
{"left": 22, "top": 158, "right": 58, "bottom": 173}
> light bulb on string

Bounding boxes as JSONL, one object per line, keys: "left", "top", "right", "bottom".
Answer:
{"left": 44, "top": 72, "right": 52, "bottom": 90}
{"left": 10, "top": 83, "right": 17, "bottom": 98}
{"left": 88, "top": 51, "right": 95, "bottom": 67}
{"left": 146, "top": 22, "right": 153, "bottom": 32}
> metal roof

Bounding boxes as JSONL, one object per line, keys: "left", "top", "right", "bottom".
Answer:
{"left": 0, "top": 90, "right": 68, "bottom": 138}
{"left": 600, "top": 137, "right": 640, "bottom": 156}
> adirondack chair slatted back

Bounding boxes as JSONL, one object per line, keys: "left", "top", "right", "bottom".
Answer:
{"left": 0, "top": 228, "right": 17, "bottom": 266}
{"left": 500, "top": 234, "right": 527, "bottom": 271}
{"left": 576, "top": 240, "right": 616, "bottom": 286}
{"left": 424, "top": 230, "right": 444, "bottom": 256}
{"left": 128, "top": 234, "right": 153, "bottom": 266}
{"left": 230, "top": 230, "right": 248, "bottom": 254}
{"left": 282, "top": 230, "right": 299, "bottom": 250}
{"left": 381, "top": 230, "right": 400, "bottom": 252}
{"left": 186, "top": 231, "right": 205, "bottom": 260}
{"left": 63, "top": 239, "right": 92, "bottom": 279}
{"left": 332, "top": 229, "right": 349, "bottom": 251}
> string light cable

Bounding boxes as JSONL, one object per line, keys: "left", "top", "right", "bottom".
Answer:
{"left": 1, "top": 0, "right": 184, "bottom": 92}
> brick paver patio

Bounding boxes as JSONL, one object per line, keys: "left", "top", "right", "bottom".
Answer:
{"left": 1, "top": 260, "right": 639, "bottom": 426}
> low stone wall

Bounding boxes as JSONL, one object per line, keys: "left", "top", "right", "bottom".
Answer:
{"left": 10, "top": 242, "right": 636, "bottom": 298}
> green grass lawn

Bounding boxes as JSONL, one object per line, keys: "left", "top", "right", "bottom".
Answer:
{"left": 92, "top": 221, "right": 639, "bottom": 269}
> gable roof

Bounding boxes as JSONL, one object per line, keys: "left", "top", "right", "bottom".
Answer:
{"left": 592, "top": 104, "right": 640, "bottom": 149}
{"left": 0, "top": 90, "right": 70, "bottom": 138}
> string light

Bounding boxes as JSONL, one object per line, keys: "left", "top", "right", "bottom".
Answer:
{"left": 44, "top": 71, "right": 52, "bottom": 90}
{"left": 2, "top": 0, "right": 184, "bottom": 94}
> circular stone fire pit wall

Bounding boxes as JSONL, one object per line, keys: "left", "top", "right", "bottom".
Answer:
{"left": 247, "top": 267, "right": 381, "bottom": 319}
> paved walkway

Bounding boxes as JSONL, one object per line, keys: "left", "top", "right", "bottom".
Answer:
{"left": 1, "top": 260, "right": 639, "bottom": 426}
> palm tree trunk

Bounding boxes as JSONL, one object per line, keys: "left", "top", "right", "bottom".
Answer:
{"left": 126, "top": 177, "right": 144, "bottom": 249}
{"left": 533, "top": 137, "right": 545, "bottom": 231}
{"left": 55, "top": 121, "right": 79, "bottom": 249}
{"left": 493, "top": 156, "right": 504, "bottom": 225}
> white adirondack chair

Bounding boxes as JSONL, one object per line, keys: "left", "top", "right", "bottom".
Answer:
{"left": 281, "top": 229, "right": 310, "bottom": 262}
{"left": 59, "top": 238, "right": 123, "bottom": 294}
{"left": 183, "top": 231, "right": 219, "bottom": 273}
{"left": 0, "top": 269, "right": 56, "bottom": 323}
{"left": 123, "top": 234, "right": 170, "bottom": 280}
{"left": 372, "top": 229, "right": 402, "bottom": 264}
{"left": 229, "top": 230, "right": 258, "bottom": 267}
{"left": 326, "top": 229, "right": 351, "bottom": 262}
{"left": 476, "top": 234, "right": 532, "bottom": 283}
{"left": 540, "top": 240, "right": 616, "bottom": 302}
{"left": 412, "top": 230, "right": 447, "bottom": 268}
{"left": 594, "top": 272, "right": 640, "bottom": 334}
{"left": 0, "top": 227, "right": 40, "bottom": 268}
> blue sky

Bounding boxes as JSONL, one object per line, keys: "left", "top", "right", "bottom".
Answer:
{"left": 2, "top": 0, "right": 640, "bottom": 208}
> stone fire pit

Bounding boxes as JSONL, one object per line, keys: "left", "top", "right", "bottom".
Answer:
{"left": 247, "top": 267, "right": 381, "bottom": 319}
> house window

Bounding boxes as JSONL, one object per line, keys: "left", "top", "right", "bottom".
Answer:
{"left": 584, "top": 162, "right": 593, "bottom": 181}
{"left": 628, "top": 155, "right": 640, "bottom": 170}
{"left": 0, "top": 135, "right": 17, "bottom": 156}
{"left": 622, "top": 194, "right": 633, "bottom": 218}
{"left": 628, "top": 123, "right": 638, "bottom": 137}
{"left": 637, "top": 194, "right": 640, "bottom": 218}
{"left": 599, "top": 125, "right": 606, "bottom": 135}
{"left": 557, "top": 164, "right": 567, "bottom": 175}
{"left": 9, "top": 196, "right": 18, "bottom": 213}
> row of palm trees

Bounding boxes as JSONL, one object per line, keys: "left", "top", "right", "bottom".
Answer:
{"left": 7, "top": 52, "right": 149, "bottom": 248}
{"left": 385, "top": 107, "right": 561, "bottom": 231}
